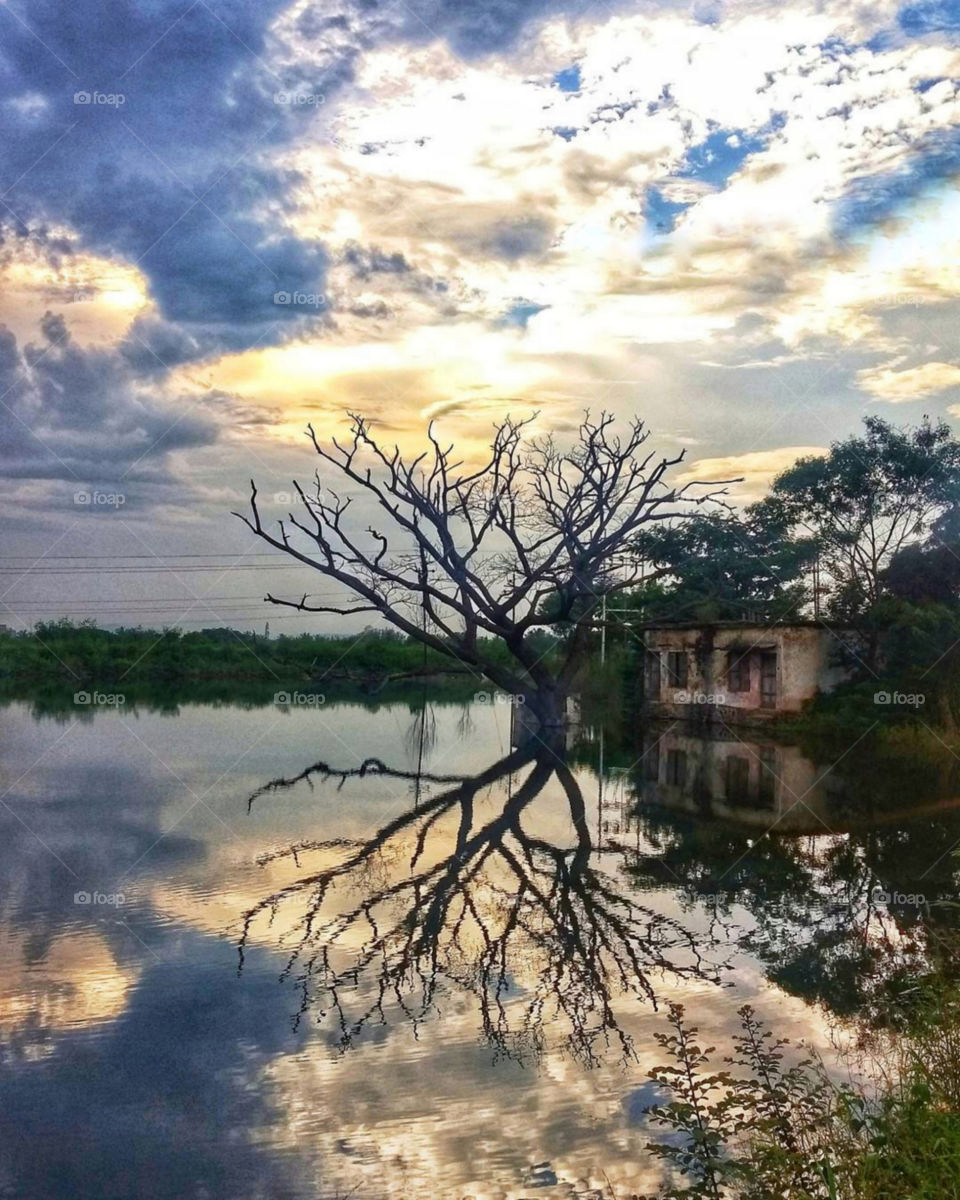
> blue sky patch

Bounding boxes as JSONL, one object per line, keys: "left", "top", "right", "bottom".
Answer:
{"left": 676, "top": 126, "right": 772, "bottom": 188}
{"left": 834, "top": 125, "right": 960, "bottom": 235}
{"left": 553, "top": 64, "right": 581, "bottom": 92}
{"left": 899, "top": 0, "right": 960, "bottom": 36}
{"left": 644, "top": 186, "right": 692, "bottom": 236}
{"left": 913, "top": 75, "right": 949, "bottom": 91}
{"left": 499, "top": 301, "right": 548, "bottom": 329}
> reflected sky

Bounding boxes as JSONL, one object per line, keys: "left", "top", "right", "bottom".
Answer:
{"left": 1, "top": 698, "right": 958, "bottom": 1198}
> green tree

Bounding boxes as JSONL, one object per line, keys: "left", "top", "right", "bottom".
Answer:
{"left": 631, "top": 509, "right": 812, "bottom": 622}
{"left": 752, "top": 416, "right": 960, "bottom": 621}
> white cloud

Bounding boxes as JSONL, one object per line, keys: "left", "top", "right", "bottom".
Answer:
{"left": 680, "top": 445, "right": 828, "bottom": 502}
{"left": 857, "top": 360, "right": 960, "bottom": 402}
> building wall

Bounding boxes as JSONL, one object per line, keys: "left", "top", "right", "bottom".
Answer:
{"left": 642, "top": 624, "right": 853, "bottom": 723}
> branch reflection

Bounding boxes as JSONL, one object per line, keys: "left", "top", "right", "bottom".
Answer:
{"left": 239, "top": 736, "right": 718, "bottom": 1065}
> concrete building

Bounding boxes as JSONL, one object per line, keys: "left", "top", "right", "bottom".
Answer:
{"left": 642, "top": 621, "right": 856, "bottom": 724}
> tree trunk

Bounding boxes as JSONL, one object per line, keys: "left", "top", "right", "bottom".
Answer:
{"left": 525, "top": 682, "right": 567, "bottom": 728}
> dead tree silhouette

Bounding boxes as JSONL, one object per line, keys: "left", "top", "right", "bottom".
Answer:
{"left": 239, "top": 738, "right": 720, "bottom": 1065}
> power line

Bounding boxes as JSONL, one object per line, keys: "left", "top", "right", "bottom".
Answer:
{"left": 4, "top": 607, "right": 344, "bottom": 619}
{"left": 0, "top": 594, "right": 282, "bottom": 604}
{"left": 3, "top": 594, "right": 345, "bottom": 606}
{"left": 0, "top": 553, "right": 285, "bottom": 560}
{"left": 0, "top": 565, "right": 316, "bottom": 574}
{"left": 9, "top": 607, "right": 295, "bottom": 615}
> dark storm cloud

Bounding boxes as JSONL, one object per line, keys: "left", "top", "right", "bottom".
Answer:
{"left": 0, "top": 0, "right": 346, "bottom": 356}
{"left": 0, "top": 0, "right": 596, "bottom": 363}
{"left": 390, "top": 0, "right": 635, "bottom": 58}
{"left": 338, "top": 241, "right": 451, "bottom": 301}
{"left": 0, "top": 0, "right": 595, "bottom": 523}
{"left": 0, "top": 316, "right": 217, "bottom": 485}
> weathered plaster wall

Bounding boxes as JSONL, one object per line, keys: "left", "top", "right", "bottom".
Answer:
{"left": 642, "top": 624, "right": 854, "bottom": 723}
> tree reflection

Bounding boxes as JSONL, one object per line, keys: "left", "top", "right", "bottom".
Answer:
{"left": 239, "top": 737, "right": 718, "bottom": 1065}
{"left": 625, "top": 790, "right": 960, "bottom": 1027}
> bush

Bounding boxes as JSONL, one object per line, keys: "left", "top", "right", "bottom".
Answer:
{"left": 641, "top": 1001, "right": 960, "bottom": 1199}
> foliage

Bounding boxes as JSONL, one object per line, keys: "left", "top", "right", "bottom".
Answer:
{"left": 633, "top": 417, "right": 960, "bottom": 627}
{"left": 752, "top": 415, "right": 960, "bottom": 620}
{"left": 631, "top": 510, "right": 813, "bottom": 623}
{"left": 795, "top": 597, "right": 960, "bottom": 735}
{"left": 0, "top": 619, "right": 555, "bottom": 687}
{"left": 642, "top": 1001, "right": 960, "bottom": 1200}
{"left": 643, "top": 1003, "right": 740, "bottom": 1199}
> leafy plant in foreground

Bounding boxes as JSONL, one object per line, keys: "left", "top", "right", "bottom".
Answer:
{"left": 640, "top": 1001, "right": 960, "bottom": 1199}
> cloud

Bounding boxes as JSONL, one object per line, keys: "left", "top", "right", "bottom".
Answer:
{"left": 0, "top": 315, "right": 218, "bottom": 487}
{"left": 857, "top": 359, "right": 960, "bottom": 400}
{"left": 680, "top": 445, "right": 828, "bottom": 502}
{"left": 4, "top": 0, "right": 960, "bottom": 570}
{"left": 0, "top": 0, "right": 342, "bottom": 360}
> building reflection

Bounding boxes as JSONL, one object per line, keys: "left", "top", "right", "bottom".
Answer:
{"left": 636, "top": 726, "right": 837, "bottom": 832}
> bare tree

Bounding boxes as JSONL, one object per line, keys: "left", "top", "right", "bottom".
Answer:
{"left": 238, "top": 739, "right": 720, "bottom": 1065}
{"left": 235, "top": 412, "right": 731, "bottom": 725}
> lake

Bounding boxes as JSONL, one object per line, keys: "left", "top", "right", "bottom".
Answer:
{"left": 2, "top": 695, "right": 959, "bottom": 1198}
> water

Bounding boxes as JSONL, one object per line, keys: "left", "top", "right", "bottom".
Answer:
{"left": 1, "top": 696, "right": 958, "bottom": 1198}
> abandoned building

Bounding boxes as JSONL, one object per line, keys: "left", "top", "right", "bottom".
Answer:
{"left": 642, "top": 622, "right": 855, "bottom": 723}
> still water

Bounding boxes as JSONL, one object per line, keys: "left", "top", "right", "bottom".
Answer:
{"left": 1, "top": 696, "right": 959, "bottom": 1198}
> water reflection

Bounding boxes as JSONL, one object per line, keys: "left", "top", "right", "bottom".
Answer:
{"left": 239, "top": 735, "right": 719, "bottom": 1066}
{"left": 4, "top": 695, "right": 960, "bottom": 1198}
{"left": 636, "top": 727, "right": 836, "bottom": 829}
{"left": 621, "top": 724, "right": 960, "bottom": 1025}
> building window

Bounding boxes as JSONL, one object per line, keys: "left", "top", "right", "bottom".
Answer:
{"left": 760, "top": 650, "right": 777, "bottom": 709}
{"left": 725, "top": 755, "right": 751, "bottom": 801}
{"left": 666, "top": 749, "right": 687, "bottom": 787}
{"left": 727, "top": 652, "right": 751, "bottom": 693}
{"left": 647, "top": 649, "right": 662, "bottom": 698}
{"left": 666, "top": 650, "right": 688, "bottom": 688}
{"left": 645, "top": 739, "right": 661, "bottom": 782}
{"left": 758, "top": 746, "right": 777, "bottom": 805}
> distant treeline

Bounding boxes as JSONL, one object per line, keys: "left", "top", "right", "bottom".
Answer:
{"left": 0, "top": 619, "right": 557, "bottom": 689}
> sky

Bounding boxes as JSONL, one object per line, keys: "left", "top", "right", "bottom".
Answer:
{"left": 2, "top": 0, "right": 960, "bottom": 631}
